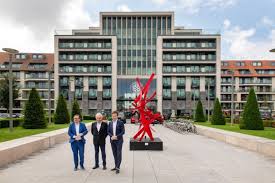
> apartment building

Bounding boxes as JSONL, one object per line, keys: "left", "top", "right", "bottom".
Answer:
{"left": 0, "top": 52, "right": 54, "bottom": 113}
{"left": 221, "top": 60, "right": 275, "bottom": 116}
{"left": 54, "top": 11, "right": 221, "bottom": 117}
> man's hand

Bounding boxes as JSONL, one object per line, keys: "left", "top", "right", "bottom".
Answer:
{"left": 79, "top": 133, "right": 83, "bottom": 136}
{"left": 111, "top": 135, "right": 118, "bottom": 140}
{"left": 75, "top": 135, "right": 81, "bottom": 141}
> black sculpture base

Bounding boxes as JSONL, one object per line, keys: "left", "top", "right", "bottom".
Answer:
{"left": 130, "top": 137, "right": 163, "bottom": 151}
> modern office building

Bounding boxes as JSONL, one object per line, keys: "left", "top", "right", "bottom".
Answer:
{"left": 54, "top": 11, "right": 221, "bottom": 116}
{"left": 221, "top": 60, "right": 275, "bottom": 117}
{"left": 0, "top": 52, "right": 54, "bottom": 113}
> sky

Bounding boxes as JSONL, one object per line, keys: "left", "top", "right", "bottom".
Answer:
{"left": 0, "top": 0, "right": 274, "bottom": 60}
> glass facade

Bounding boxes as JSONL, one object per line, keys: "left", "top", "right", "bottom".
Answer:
{"left": 102, "top": 15, "right": 172, "bottom": 75}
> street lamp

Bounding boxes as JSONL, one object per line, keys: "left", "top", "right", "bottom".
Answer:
{"left": 2, "top": 48, "right": 19, "bottom": 132}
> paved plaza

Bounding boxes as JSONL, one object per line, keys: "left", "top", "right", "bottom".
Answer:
{"left": 1, "top": 124, "right": 275, "bottom": 183}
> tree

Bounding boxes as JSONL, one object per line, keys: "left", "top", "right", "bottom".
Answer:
{"left": 23, "top": 88, "right": 47, "bottom": 129}
{"left": 240, "top": 88, "right": 264, "bottom": 130}
{"left": 54, "top": 94, "right": 70, "bottom": 124}
{"left": 195, "top": 99, "right": 206, "bottom": 122}
{"left": 71, "top": 99, "right": 82, "bottom": 119}
{"left": 0, "top": 75, "right": 19, "bottom": 113}
{"left": 211, "top": 98, "right": 225, "bottom": 125}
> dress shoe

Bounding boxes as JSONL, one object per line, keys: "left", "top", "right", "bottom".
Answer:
{"left": 74, "top": 167, "right": 78, "bottom": 171}
{"left": 92, "top": 165, "right": 99, "bottom": 169}
{"left": 116, "top": 169, "right": 120, "bottom": 174}
{"left": 103, "top": 166, "right": 107, "bottom": 170}
{"left": 111, "top": 168, "right": 116, "bottom": 171}
{"left": 80, "top": 166, "right": 85, "bottom": 170}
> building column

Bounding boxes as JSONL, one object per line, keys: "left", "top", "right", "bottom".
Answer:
{"left": 111, "top": 37, "right": 117, "bottom": 111}
{"left": 185, "top": 76, "right": 192, "bottom": 114}
{"left": 82, "top": 77, "right": 89, "bottom": 115}
{"left": 156, "top": 37, "right": 163, "bottom": 113}
{"left": 97, "top": 76, "right": 103, "bottom": 111}
{"left": 171, "top": 76, "right": 177, "bottom": 111}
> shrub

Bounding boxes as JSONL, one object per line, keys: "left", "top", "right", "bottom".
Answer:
{"left": 54, "top": 95, "right": 70, "bottom": 124}
{"left": 71, "top": 99, "right": 82, "bottom": 119}
{"left": 195, "top": 99, "right": 206, "bottom": 122}
{"left": 23, "top": 88, "right": 47, "bottom": 129}
{"left": 211, "top": 98, "right": 225, "bottom": 125}
{"left": 83, "top": 115, "right": 95, "bottom": 120}
{"left": 0, "top": 118, "right": 23, "bottom": 128}
{"left": 240, "top": 88, "right": 264, "bottom": 130}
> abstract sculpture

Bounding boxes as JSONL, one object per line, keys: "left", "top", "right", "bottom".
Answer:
{"left": 131, "top": 73, "right": 161, "bottom": 142}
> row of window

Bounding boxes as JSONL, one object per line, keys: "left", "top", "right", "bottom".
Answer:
{"left": 28, "top": 63, "right": 47, "bottom": 69}
{"left": 222, "top": 61, "right": 268, "bottom": 67}
{"left": 15, "top": 54, "right": 45, "bottom": 60}
{"left": 59, "top": 65, "right": 111, "bottom": 73}
{"left": 24, "top": 82, "right": 54, "bottom": 89}
{"left": 163, "top": 41, "right": 216, "bottom": 49}
{"left": 163, "top": 77, "right": 216, "bottom": 86}
{"left": 163, "top": 89, "right": 215, "bottom": 99}
{"left": 59, "top": 41, "right": 112, "bottom": 49}
{"left": 163, "top": 53, "right": 216, "bottom": 61}
{"left": 60, "top": 88, "right": 111, "bottom": 99}
{"left": 59, "top": 77, "right": 111, "bottom": 87}
{"left": 25, "top": 72, "right": 47, "bottom": 79}
{"left": 102, "top": 16, "right": 172, "bottom": 36}
{"left": 163, "top": 65, "right": 216, "bottom": 73}
{"left": 59, "top": 53, "right": 112, "bottom": 61}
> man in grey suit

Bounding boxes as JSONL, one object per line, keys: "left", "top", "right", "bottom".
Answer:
{"left": 108, "top": 111, "right": 125, "bottom": 174}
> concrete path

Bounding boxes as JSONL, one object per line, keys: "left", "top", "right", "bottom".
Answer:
{"left": 1, "top": 124, "right": 275, "bottom": 183}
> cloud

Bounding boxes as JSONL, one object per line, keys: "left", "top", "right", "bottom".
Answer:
{"left": 151, "top": 0, "right": 167, "bottom": 5}
{"left": 0, "top": 0, "right": 96, "bottom": 53}
{"left": 222, "top": 20, "right": 275, "bottom": 59}
{"left": 223, "top": 19, "right": 231, "bottom": 29}
{"left": 152, "top": 0, "right": 237, "bottom": 14}
{"left": 117, "top": 4, "right": 132, "bottom": 12}
{"left": 261, "top": 16, "right": 274, "bottom": 27}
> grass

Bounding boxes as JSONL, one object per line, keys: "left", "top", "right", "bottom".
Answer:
{"left": 0, "top": 120, "right": 92, "bottom": 143}
{"left": 195, "top": 122, "right": 275, "bottom": 140}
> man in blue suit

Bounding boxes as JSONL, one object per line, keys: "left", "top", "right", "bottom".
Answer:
{"left": 68, "top": 114, "right": 88, "bottom": 171}
{"left": 108, "top": 111, "right": 125, "bottom": 174}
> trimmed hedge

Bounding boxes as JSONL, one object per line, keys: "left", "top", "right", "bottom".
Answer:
{"left": 54, "top": 95, "right": 70, "bottom": 124}
{"left": 23, "top": 88, "right": 47, "bottom": 129}
{"left": 0, "top": 118, "right": 23, "bottom": 128}
{"left": 211, "top": 98, "right": 225, "bottom": 125}
{"left": 83, "top": 115, "right": 95, "bottom": 120}
{"left": 195, "top": 99, "right": 206, "bottom": 122}
{"left": 240, "top": 88, "right": 264, "bottom": 130}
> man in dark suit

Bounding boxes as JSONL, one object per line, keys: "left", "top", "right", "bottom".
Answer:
{"left": 108, "top": 111, "right": 125, "bottom": 174}
{"left": 68, "top": 114, "right": 88, "bottom": 171}
{"left": 91, "top": 113, "right": 108, "bottom": 170}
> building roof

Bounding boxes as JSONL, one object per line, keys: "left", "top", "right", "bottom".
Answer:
{"left": 221, "top": 60, "right": 275, "bottom": 77}
{"left": 0, "top": 52, "right": 54, "bottom": 72}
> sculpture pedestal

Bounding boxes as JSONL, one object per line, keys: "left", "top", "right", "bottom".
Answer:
{"left": 129, "top": 137, "right": 163, "bottom": 151}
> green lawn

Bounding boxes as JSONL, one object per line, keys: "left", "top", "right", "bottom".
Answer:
{"left": 195, "top": 122, "right": 275, "bottom": 140}
{"left": 0, "top": 120, "right": 92, "bottom": 143}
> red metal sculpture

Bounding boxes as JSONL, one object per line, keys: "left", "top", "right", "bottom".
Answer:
{"left": 132, "top": 73, "right": 161, "bottom": 141}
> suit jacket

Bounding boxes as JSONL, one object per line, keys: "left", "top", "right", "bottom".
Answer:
{"left": 108, "top": 120, "right": 125, "bottom": 142}
{"left": 68, "top": 122, "right": 88, "bottom": 144}
{"left": 91, "top": 122, "right": 108, "bottom": 145}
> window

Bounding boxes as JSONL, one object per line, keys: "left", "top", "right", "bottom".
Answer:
{"left": 236, "top": 62, "right": 245, "bottom": 66}
{"left": 252, "top": 61, "right": 262, "bottom": 66}
{"left": 222, "top": 62, "right": 229, "bottom": 66}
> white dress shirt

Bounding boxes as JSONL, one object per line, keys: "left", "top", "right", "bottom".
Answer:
{"left": 96, "top": 121, "right": 101, "bottom": 132}
{"left": 75, "top": 123, "right": 80, "bottom": 135}
{"left": 112, "top": 120, "right": 117, "bottom": 136}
